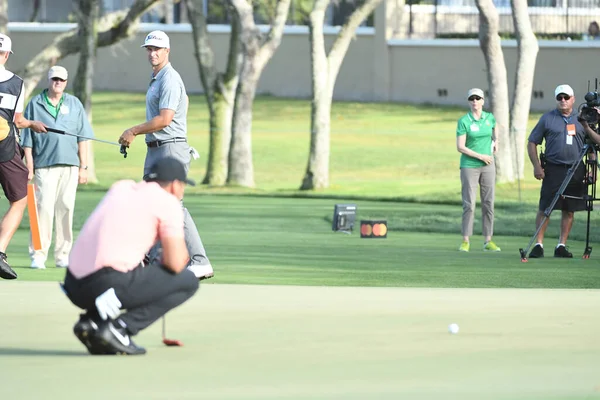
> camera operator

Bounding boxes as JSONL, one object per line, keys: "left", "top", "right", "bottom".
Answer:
{"left": 527, "top": 84, "right": 587, "bottom": 259}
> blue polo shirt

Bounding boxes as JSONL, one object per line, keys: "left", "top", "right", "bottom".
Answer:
{"left": 20, "top": 91, "right": 94, "bottom": 168}
{"left": 145, "top": 63, "right": 187, "bottom": 142}
{"left": 528, "top": 109, "right": 585, "bottom": 165}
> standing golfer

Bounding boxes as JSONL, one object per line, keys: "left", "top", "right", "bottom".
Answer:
{"left": 63, "top": 157, "right": 199, "bottom": 355}
{"left": 21, "top": 66, "right": 94, "bottom": 270}
{"left": 0, "top": 33, "right": 48, "bottom": 280}
{"left": 118, "top": 30, "right": 212, "bottom": 280}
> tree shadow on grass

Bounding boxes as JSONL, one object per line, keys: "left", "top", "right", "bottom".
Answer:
{"left": 0, "top": 348, "right": 87, "bottom": 357}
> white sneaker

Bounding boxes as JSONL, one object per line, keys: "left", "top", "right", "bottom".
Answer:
{"left": 187, "top": 263, "right": 214, "bottom": 280}
{"left": 55, "top": 259, "right": 69, "bottom": 268}
{"left": 30, "top": 259, "right": 46, "bottom": 269}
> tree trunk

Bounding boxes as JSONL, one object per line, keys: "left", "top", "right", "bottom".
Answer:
{"left": 301, "top": 0, "right": 330, "bottom": 190}
{"left": 510, "top": 0, "right": 538, "bottom": 181}
{"left": 186, "top": 0, "right": 241, "bottom": 186}
{"left": 162, "top": 0, "right": 174, "bottom": 24}
{"left": 73, "top": 0, "right": 100, "bottom": 183}
{"left": 475, "top": 0, "right": 512, "bottom": 182}
{"left": 227, "top": 61, "right": 257, "bottom": 187}
{"left": 30, "top": 0, "right": 41, "bottom": 22}
{"left": 0, "top": 0, "right": 7, "bottom": 34}
{"left": 300, "top": 0, "right": 383, "bottom": 190}
{"left": 227, "top": 0, "right": 291, "bottom": 188}
{"left": 20, "top": 0, "right": 160, "bottom": 99}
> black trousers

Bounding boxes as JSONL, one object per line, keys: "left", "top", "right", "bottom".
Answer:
{"left": 63, "top": 263, "right": 199, "bottom": 335}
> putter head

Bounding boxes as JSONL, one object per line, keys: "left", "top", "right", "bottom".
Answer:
{"left": 519, "top": 248, "right": 528, "bottom": 263}
{"left": 163, "top": 338, "right": 183, "bottom": 347}
{"left": 583, "top": 246, "right": 593, "bottom": 259}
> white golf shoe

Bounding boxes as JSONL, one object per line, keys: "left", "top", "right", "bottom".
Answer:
{"left": 187, "top": 263, "right": 214, "bottom": 281}
{"left": 30, "top": 258, "right": 46, "bottom": 269}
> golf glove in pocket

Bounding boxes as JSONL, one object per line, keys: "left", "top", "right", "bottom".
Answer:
{"left": 190, "top": 147, "right": 200, "bottom": 160}
{"left": 95, "top": 287, "right": 122, "bottom": 320}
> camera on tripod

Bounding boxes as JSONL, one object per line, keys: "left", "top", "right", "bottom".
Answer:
{"left": 578, "top": 90, "right": 600, "bottom": 125}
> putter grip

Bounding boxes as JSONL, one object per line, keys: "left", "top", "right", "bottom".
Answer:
{"left": 46, "top": 128, "right": 66, "bottom": 134}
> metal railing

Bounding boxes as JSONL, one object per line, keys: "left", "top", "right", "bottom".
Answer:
{"left": 396, "top": 0, "right": 600, "bottom": 38}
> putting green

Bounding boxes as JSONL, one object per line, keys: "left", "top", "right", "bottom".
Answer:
{"left": 1, "top": 282, "right": 599, "bottom": 400}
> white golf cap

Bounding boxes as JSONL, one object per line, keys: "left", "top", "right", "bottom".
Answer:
{"left": 48, "top": 66, "right": 68, "bottom": 80}
{"left": 555, "top": 84, "right": 574, "bottom": 97}
{"left": 141, "top": 30, "right": 170, "bottom": 49}
{"left": 0, "top": 33, "right": 13, "bottom": 54}
{"left": 467, "top": 88, "right": 485, "bottom": 99}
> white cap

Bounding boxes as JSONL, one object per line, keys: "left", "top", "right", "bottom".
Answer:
{"left": 467, "top": 88, "right": 485, "bottom": 99}
{"left": 0, "top": 33, "right": 13, "bottom": 54}
{"left": 555, "top": 84, "right": 574, "bottom": 97}
{"left": 141, "top": 30, "right": 170, "bottom": 49}
{"left": 48, "top": 66, "right": 68, "bottom": 80}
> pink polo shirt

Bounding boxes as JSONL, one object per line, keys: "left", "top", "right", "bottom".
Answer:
{"left": 68, "top": 180, "right": 185, "bottom": 279}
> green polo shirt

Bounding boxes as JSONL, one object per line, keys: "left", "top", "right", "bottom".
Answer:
{"left": 42, "top": 89, "right": 64, "bottom": 118}
{"left": 456, "top": 111, "right": 496, "bottom": 168}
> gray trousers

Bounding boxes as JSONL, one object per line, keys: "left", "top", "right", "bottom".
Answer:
{"left": 460, "top": 163, "right": 495, "bottom": 238}
{"left": 144, "top": 142, "right": 210, "bottom": 266}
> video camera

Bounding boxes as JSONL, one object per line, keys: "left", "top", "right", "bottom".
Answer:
{"left": 578, "top": 91, "right": 600, "bottom": 125}
{"left": 578, "top": 79, "right": 600, "bottom": 126}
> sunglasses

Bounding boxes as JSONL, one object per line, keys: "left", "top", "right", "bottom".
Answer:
{"left": 468, "top": 96, "right": 482, "bottom": 101}
{"left": 556, "top": 94, "right": 571, "bottom": 101}
{"left": 51, "top": 77, "right": 66, "bottom": 82}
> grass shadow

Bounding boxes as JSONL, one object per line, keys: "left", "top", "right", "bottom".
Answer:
{"left": 0, "top": 348, "right": 87, "bottom": 357}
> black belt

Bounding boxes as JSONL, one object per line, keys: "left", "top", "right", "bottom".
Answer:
{"left": 146, "top": 137, "right": 187, "bottom": 148}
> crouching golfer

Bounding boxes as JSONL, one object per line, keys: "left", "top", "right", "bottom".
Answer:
{"left": 62, "top": 157, "right": 199, "bottom": 355}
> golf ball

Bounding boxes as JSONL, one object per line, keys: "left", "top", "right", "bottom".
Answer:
{"left": 448, "top": 323, "right": 460, "bottom": 334}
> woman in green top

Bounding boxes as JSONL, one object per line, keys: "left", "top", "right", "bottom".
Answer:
{"left": 455, "top": 88, "right": 500, "bottom": 252}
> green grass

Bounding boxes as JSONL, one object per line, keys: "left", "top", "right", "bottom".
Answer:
{"left": 86, "top": 93, "right": 544, "bottom": 203}
{"left": 2, "top": 284, "right": 600, "bottom": 400}
{"left": 6, "top": 93, "right": 595, "bottom": 289}
{"left": 6, "top": 193, "right": 600, "bottom": 289}
{"left": 2, "top": 95, "right": 599, "bottom": 400}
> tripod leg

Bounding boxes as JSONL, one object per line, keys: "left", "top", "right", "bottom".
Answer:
{"left": 583, "top": 152, "right": 596, "bottom": 259}
{"left": 520, "top": 214, "right": 549, "bottom": 262}
{"left": 583, "top": 207, "right": 592, "bottom": 259}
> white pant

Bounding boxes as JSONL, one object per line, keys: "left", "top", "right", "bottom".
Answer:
{"left": 29, "top": 166, "right": 78, "bottom": 264}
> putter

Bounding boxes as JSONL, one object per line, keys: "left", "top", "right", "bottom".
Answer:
{"left": 46, "top": 127, "right": 128, "bottom": 158}
{"left": 162, "top": 316, "right": 183, "bottom": 347}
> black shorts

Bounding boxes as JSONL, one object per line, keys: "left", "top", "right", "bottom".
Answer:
{"left": 0, "top": 144, "right": 27, "bottom": 202}
{"left": 539, "top": 162, "right": 587, "bottom": 212}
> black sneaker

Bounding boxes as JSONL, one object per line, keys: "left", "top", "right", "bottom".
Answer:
{"left": 554, "top": 245, "right": 573, "bottom": 258}
{"left": 0, "top": 251, "right": 17, "bottom": 280}
{"left": 528, "top": 244, "right": 544, "bottom": 258}
{"left": 94, "top": 319, "right": 146, "bottom": 355}
{"left": 73, "top": 313, "right": 106, "bottom": 355}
